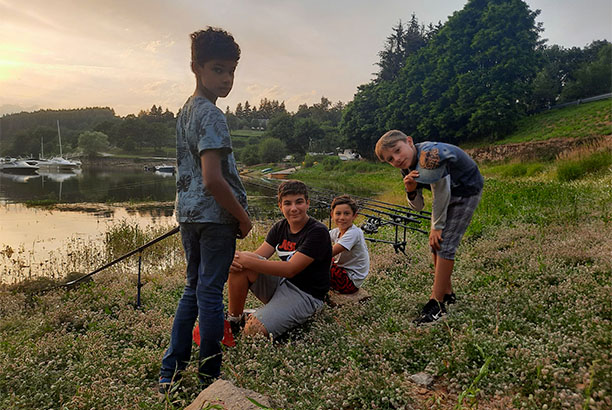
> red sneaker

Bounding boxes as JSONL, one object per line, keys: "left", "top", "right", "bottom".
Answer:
{"left": 221, "top": 320, "right": 236, "bottom": 347}
{"left": 193, "top": 321, "right": 236, "bottom": 347}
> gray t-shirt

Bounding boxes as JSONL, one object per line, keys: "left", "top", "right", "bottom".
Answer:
{"left": 175, "top": 96, "right": 248, "bottom": 224}
{"left": 329, "top": 224, "right": 370, "bottom": 287}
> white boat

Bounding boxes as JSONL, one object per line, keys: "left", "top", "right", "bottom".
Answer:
{"left": 38, "top": 156, "right": 81, "bottom": 171}
{"left": 0, "top": 158, "right": 40, "bottom": 174}
{"left": 37, "top": 120, "right": 81, "bottom": 171}
{"left": 154, "top": 164, "right": 175, "bottom": 173}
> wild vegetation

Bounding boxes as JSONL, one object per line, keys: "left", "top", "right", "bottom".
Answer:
{"left": 1, "top": 138, "right": 610, "bottom": 409}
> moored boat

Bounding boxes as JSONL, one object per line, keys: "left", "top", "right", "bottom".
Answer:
{"left": 154, "top": 164, "right": 176, "bottom": 173}
{"left": 0, "top": 158, "right": 40, "bottom": 174}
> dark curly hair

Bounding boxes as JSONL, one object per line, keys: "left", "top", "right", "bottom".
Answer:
{"left": 277, "top": 180, "right": 309, "bottom": 202}
{"left": 190, "top": 27, "right": 240, "bottom": 66}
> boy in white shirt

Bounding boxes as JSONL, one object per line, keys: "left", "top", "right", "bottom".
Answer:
{"left": 329, "top": 195, "right": 370, "bottom": 294}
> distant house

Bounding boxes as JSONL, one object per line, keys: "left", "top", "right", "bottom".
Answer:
{"left": 338, "top": 149, "right": 360, "bottom": 161}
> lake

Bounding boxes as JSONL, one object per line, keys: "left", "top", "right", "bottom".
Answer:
{"left": 0, "top": 166, "right": 283, "bottom": 284}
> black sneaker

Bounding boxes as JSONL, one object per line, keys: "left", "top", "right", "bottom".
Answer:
{"left": 227, "top": 309, "right": 255, "bottom": 337}
{"left": 414, "top": 299, "right": 446, "bottom": 325}
{"left": 443, "top": 292, "right": 456, "bottom": 306}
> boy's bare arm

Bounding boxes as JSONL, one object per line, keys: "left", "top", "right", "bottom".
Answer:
{"left": 332, "top": 243, "right": 347, "bottom": 257}
{"left": 235, "top": 251, "right": 313, "bottom": 278}
{"left": 230, "top": 242, "right": 274, "bottom": 273}
{"left": 201, "top": 149, "right": 252, "bottom": 238}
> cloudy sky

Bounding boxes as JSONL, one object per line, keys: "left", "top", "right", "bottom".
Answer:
{"left": 1, "top": 0, "right": 610, "bottom": 117}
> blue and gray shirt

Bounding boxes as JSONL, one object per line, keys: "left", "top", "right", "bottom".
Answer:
{"left": 401, "top": 141, "right": 483, "bottom": 230}
{"left": 175, "top": 96, "right": 248, "bottom": 224}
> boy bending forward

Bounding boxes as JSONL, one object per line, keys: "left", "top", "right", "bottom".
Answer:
{"left": 376, "top": 130, "right": 483, "bottom": 325}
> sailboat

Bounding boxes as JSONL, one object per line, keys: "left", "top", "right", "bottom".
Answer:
{"left": 37, "top": 120, "right": 81, "bottom": 171}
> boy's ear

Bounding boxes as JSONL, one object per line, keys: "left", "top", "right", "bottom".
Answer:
{"left": 406, "top": 136, "right": 413, "bottom": 145}
{"left": 191, "top": 61, "right": 201, "bottom": 75}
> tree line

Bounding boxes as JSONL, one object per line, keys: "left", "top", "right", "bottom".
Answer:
{"left": 1, "top": 0, "right": 609, "bottom": 161}
{"left": 340, "top": 0, "right": 611, "bottom": 158}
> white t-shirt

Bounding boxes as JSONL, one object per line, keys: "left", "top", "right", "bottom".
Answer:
{"left": 329, "top": 224, "right": 370, "bottom": 287}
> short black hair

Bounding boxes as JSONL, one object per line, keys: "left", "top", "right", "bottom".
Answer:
{"left": 331, "top": 195, "right": 358, "bottom": 214}
{"left": 191, "top": 27, "right": 240, "bottom": 66}
{"left": 277, "top": 180, "right": 309, "bottom": 202}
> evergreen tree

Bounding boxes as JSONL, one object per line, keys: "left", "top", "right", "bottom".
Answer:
{"left": 375, "top": 15, "right": 427, "bottom": 82}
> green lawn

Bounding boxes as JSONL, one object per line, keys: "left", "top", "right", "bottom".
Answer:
{"left": 1, "top": 156, "right": 610, "bottom": 409}
{"left": 465, "top": 98, "right": 611, "bottom": 148}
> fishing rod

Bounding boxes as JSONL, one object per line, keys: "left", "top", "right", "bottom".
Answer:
{"left": 241, "top": 174, "right": 429, "bottom": 254}
{"left": 41, "top": 226, "right": 180, "bottom": 308}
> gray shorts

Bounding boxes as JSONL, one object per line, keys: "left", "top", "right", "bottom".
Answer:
{"left": 433, "top": 191, "right": 482, "bottom": 260}
{"left": 249, "top": 274, "right": 324, "bottom": 338}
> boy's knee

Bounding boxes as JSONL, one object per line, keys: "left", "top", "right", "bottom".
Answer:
{"left": 243, "top": 316, "right": 268, "bottom": 337}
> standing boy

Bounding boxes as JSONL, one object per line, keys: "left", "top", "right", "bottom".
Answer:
{"left": 159, "top": 27, "right": 252, "bottom": 392}
{"left": 227, "top": 180, "right": 331, "bottom": 339}
{"left": 375, "top": 130, "right": 483, "bottom": 325}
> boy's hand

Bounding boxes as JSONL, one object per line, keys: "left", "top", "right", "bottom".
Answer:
{"left": 403, "top": 170, "right": 419, "bottom": 192}
{"left": 237, "top": 219, "right": 253, "bottom": 239}
{"left": 230, "top": 252, "right": 244, "bottom": 273}
{"left": 429, "top": 229, "right": 443, "bottom": 251}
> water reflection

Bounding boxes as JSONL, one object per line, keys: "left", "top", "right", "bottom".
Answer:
{"left": 0, "top": 166, "right": 177, "bottom": 203}
{"left": 0, "top": 172, "right": 41, "bottom": 184}
{"left": 0, "top": 167, "right": 332, "bottom": 283}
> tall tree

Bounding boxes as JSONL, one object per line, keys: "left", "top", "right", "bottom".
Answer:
{"left": 386, "top": 0, "right": 542, "bottom": 143}
{"left": 375, "top": 15, "right": 428, "bottom": 82}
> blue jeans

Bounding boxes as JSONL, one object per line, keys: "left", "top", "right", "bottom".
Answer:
{"left": 160, "top": 222, "right": 237, "bottom": 383}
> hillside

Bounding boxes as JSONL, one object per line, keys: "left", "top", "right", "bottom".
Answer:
{"left": 464, "top": 98, "right": 611, "bottom": 163}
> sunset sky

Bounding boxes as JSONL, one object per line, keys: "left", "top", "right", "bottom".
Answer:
{"left": 1, "top": 0, "right": 610, "bottom": 117}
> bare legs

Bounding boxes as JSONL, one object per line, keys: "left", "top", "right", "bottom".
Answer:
{"left": 430, "top": 253, "right": 454, "bottom": 301}
{"left": 227, "top": 268, "right": 269, "bottom": 337}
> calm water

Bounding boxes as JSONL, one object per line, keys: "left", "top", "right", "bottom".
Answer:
{"left": 0, "top": 167, "right": 177, "bottom": 203}
{"left": 0, "top": 166, "right": 283, "bottom": 283}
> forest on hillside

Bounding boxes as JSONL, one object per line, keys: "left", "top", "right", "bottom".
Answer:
{"left": 1, "top": 0, "right": 610, "bottom": 160}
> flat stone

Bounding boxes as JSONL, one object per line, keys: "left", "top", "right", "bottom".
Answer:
{"left": 409, "top": 371, "right": 434, "bottom": 387}
{"left": 327, "top": 288, "right": 371, "bottom": 307}
{"left": 185, "top": 379, "right": 271, "bottom": 410}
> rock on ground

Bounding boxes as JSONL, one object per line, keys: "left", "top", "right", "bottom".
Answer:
{"left": 409, "top": 371, "right": 435, "bottom": 387}
{"left": 327, "top": 288, "right": 371, "bottom": 307}
{"left": 185, "top": 379, "right": 271, "bottom": 410}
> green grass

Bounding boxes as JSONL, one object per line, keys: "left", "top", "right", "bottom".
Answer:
{"left": 465, "top": 98, "right": 611, "bottom": 148}
{"left": 294, "top": 159, "right": 398, "bottom": 197}
{"left": 231, "top": 129, "right": 265, "bottom": 138}
{"left": 1, "top": 158, "right": 611, "bottom": 409}
{"left": 556, "top": 150, "right": 612, "bottom": 181}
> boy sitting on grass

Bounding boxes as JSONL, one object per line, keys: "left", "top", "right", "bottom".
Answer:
{"left": 375, "top": 130, "right": 483, "bottom": 325}
{"left": 226, "top": 180, "right": 331, "bottom": 339}
{"left": 329, "top": 195, "right": 370, "bottom": 294}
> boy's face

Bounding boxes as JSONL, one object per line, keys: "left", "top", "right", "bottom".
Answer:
{"left": 381, "top": 138, "right": 415, "bottom": 169}
{"left": 331, "top": 204, "right": 356, "bottom": 232}
{"left": 194, "top": 59, "right": 237, "bottom": 101}
{"left": 278, "top": 194, "right": 310, "bottom": 227}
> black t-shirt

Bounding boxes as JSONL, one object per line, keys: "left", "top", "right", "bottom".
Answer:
{"left": 265, "top": 217, "right": 331, "bottom": 300}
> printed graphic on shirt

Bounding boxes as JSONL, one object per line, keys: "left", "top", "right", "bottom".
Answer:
{"left": 276, "top": 240, "right": 296, "bottom": 261}
{"left": 419, "top": 148, "right": 440, "bottom": 170}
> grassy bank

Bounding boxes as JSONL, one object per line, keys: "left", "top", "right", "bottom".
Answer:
{"left": 465, "top": 98, "right": 611, "bottom": 148}
{"left": 1, "top": 158, "right": 611, "bottom": 409}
